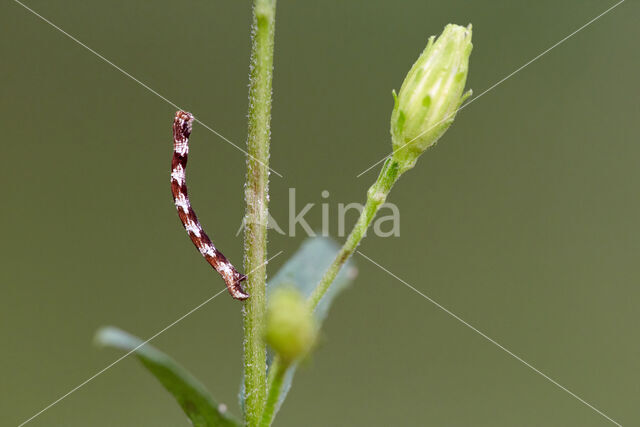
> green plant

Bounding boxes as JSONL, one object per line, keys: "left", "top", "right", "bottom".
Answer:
{"left": 96, "top": 2, "right": 472, "bottom": 425}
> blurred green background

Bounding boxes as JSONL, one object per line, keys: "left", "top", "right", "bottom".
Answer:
{"left": 1, "top": 0, "right": 638, "bottom": 425}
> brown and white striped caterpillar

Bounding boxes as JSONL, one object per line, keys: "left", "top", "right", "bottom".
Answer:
{"left": 171, "top": 111, "right": 249, "bottom": 300}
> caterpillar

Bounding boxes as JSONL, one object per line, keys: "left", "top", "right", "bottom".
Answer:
{"left": 171, "top": 111, "right": 249, "bottom": 300}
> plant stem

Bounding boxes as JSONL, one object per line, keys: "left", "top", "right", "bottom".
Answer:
{"left": 259, "top": 356, "right": 288, "bottom": 427}
{"left": 308, "top": 158, "right": 401, "bottom": 310}
{"left": 243, "top": 0, "right": 277, "bottom": 425}
{"left": 260, "top": 158, "right": 402, "bottom": 423}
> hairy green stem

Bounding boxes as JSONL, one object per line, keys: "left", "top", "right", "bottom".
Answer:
{"left": 259, "top": 356, "right": 288, "bottom": 427}
{"left": 260, "top": 159, "right": 402, "bottom": 424}
{"left": 243, "top": 0, "right": 277, "bottom": 425}
{"left": 308, "top": 158, "right": 401, "bottom": 310}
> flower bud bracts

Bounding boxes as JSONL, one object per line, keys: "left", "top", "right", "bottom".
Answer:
{"left": 390, "top": 24, "right": 473, "bottom": 171}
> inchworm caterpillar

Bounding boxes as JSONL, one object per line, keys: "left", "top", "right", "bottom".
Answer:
{"left": 171, "top": 111, "right": 249, "bottom": 300}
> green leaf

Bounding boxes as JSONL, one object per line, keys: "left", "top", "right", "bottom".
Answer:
{"left": 264, "top": 237, "right": 357, "bottom": 416}
{"left": 269, "top": 237, "right": 356, "bottom": 321}
{"left": 96, "top": 327, "right": 240, "bottom": 427}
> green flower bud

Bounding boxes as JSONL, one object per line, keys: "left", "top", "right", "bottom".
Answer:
{"left": 391, "top": 23, "right": 473, "bottom": 171}
{"left": 265, "top": 288, "right": 317, "bottom": 363}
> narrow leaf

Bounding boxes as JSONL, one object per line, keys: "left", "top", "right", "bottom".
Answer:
{"left": 96, "top": 326, "right": 240, "bottom": 427}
